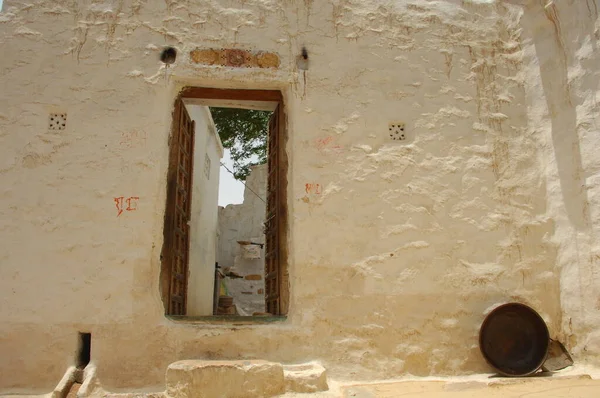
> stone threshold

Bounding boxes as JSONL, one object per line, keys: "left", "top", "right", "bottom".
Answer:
{"left": 166, "top": 315, "right": 287, "bottom": 325}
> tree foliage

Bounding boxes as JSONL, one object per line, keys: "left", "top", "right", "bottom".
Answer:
{"left": 209, "top": 107, "right": 271, "bottom": 181}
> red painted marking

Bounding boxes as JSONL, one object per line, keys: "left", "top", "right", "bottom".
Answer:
{"left": 305, "top": 183, "right": 322, "bottom": 195}
{"left": 115, "top": 196, "right": 140, "bottom": 216}
{"left": 114, "top": 197, "right": 124, "bottom": 217}
{"left": 126, "top": 196, "right": 139, "bottom": 211}
{"left": 315, "top": 136, "right": 334, "bottom": 150}
{"left": 315, "top": 136, "right": 344, "bottom": 154}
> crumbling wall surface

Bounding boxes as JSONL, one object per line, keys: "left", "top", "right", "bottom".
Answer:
{"left": 218, "top": 164, "right": 267, "bottom": 316}
{"left": 218, "top": 164, "right": 267, "bottom": 270}
{"left": 518, "top": 0, "right": 600, "bottom": 362}
{"left": 0, "top": 0, "right": 585, "bottom": 393}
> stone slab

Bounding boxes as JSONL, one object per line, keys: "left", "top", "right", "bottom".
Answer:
{"left": 283, "top": 362, "right": 328, "bottom": 393}
{"left": 342, "top": 376, "right": 600, "bottom": 398}
{"left": 166, "top": 360, "right": 284, "bottom": 398}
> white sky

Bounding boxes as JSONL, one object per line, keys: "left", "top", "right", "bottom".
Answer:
{"left": 218, "top": 149, "right": 245, "bottom": 207}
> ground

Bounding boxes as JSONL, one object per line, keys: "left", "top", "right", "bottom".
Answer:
{"left": 282, "top": 367, "right": 600, "bottom": 398}
{"left": 2, "top": 367, "right": 600, "bottom": 397}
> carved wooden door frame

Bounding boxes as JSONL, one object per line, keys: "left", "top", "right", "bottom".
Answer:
{"left": 160, "top": 88, "right": 288, "bottom": 316}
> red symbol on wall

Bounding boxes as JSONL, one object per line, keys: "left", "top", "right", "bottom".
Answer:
{"left": 305, "top": 183, "right": 322, "bottom": 194}
{"left": 114, "top": 196, "right": 140, "bottom": 217}
{"left": 315, "top": 136, "right": 333, "bottom": 150}
{"left": 315, "top": 136, "right": 343, "bottom": 154}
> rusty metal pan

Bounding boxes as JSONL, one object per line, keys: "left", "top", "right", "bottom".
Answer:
{"left": 479, "top": 303, "right": 550, "bottom": 377}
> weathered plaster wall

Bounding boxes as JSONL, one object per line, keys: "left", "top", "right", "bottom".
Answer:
{"left": 218, "top": 164, "right": 267, "bottom": 315}
{"left": 186, "top": 105, "right": 223, "bottom": 316}
{"left": 218, "top": 164, "right": 267, "bottom": 270}
{"left": 0, "top": 0, "right": 597, "bottom": 394}
{"left": 517, "top": 0, "right": 600, "bottom": 359}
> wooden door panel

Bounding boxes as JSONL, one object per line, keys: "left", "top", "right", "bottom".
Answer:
{"left": 161, "top": 88, "right": 287, "bottom": 317}
{"left": 264, "top": 104, "right": 288, "bottom": 315}
{"left": 162, "top": 98, "right": 195, "bottom": 315}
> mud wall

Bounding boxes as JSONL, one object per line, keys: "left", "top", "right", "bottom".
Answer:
{"left": 518, "top": 0, "right": 600, "bottom": 359}
{"left": 218, "top": 164, "right": 268, "bottom": 316}
{"left": 0, "top": 0, "right": 596, "bottom": 394}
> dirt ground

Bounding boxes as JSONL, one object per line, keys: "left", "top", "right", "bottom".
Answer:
{"left": 339, "top": 377, "right": 600, "bottom": 398}
{"left": 3, "top": 368, "right": 600, "bottom": 398}
{"left": 281, "top": 367, "right": 600, "bottom": 398}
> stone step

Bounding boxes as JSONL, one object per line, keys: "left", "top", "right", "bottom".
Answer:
{"left": 283, "top": 362, "right": 329, "bottom": 393}
{"left": 165, "top": 360, "right": 284, "bottom": 398}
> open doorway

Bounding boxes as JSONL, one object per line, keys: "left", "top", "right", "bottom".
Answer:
{"left": 160, "top": 88, "right": 288, "bottom": 318}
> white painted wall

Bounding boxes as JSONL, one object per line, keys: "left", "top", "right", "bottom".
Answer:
{"left": 0, "top": 0, "right": 599, "bottom": 393}
{"left": 185, "top": 105, "right": 223, "bottom": 316}
{"left": 517, "top": 0, "right": 600, "bottom": 359}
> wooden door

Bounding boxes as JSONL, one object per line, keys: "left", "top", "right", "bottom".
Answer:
{"left": 265, "top": 104, "right": 288, "bottom": 315}
{"left": 161, "top": 98, "right": 195, "bottom": 315}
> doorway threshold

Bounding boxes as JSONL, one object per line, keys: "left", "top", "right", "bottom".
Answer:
{"left": 166, "top": 315, "right": 287, "bottom": 325}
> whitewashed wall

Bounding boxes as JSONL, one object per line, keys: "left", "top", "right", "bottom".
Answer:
{"left": 518, "top": 0, "right": 600, "bottom": 358}
{"left": 0, "top": 0, "right": 599, "bottom": 394}
{"left": 186, "top": 105, "right": 223, "bottom": 316}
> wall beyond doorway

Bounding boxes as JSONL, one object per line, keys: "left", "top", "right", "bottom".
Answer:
{"left": 218, "top": 164, "right": 267, "bottom": 315}
{"left": 186, "top": 105, "right": 223, "bottom": 316}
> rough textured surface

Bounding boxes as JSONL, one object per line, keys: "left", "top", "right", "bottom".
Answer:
{"left": 165, "top": 360, "right": 284, "bottom": 398}
{"left": 517, "top": 0, "right": 600, "bottom": 361}
{"left": 0, "top": 0, "right": 599, "bottom": 395}
{"left": 284, "top": 362, "right": 329, "bottom": 393}
{"left": 218, "top": 164, "right": 267, "bottom": 315}
{"left": 342, "top": 376, "right": 600, "bottom": 398}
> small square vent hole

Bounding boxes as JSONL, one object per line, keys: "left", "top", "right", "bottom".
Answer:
{"left": 389, "top": 122, "right": 406, "bottom": 141}
{"left": 49, "top": 113, "right": 67, "bottom": 131}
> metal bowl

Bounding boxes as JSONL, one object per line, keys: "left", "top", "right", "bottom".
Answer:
{"left": 479, "top": 303, "right": 549, "bottom": 377}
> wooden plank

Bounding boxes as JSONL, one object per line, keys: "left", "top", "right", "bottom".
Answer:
{"left": 161, "top": 98, "right": 195, "bottom": 316}
{"left": 160, "top": 99, "right": 183, "bottom": 314}
{"left": 266, "top": 271, "right": 279, "bottom": 280}
{"left": 172, "top": 295, "right": 184, "bottom": 303}
{"left": 177, "top": 104, "right": 194, "bottom": 315}
{"left": 167, "top": 315, "right": 287, "bottom": 324}
{"left": 265, "top": 106, "right": 279, "bottom": 315}
{"left": 277, "top": 103, "right": 290, "bottom": 315}
{"left": 180, "top": 87, "right": 283, "bottom": 102}
{"left": 174, "top": 273, "right": 185, "bottom": 281}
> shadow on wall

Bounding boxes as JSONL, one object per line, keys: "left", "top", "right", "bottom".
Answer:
{"left": 525, "top": 0, "right": 600, "bottom": 353}
{"left": 533, "top": 2, "right": 595, "bottom": 231}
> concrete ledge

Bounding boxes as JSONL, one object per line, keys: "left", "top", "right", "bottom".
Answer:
{"left": 165, "top": 360, "right": 284, "bottom": 398}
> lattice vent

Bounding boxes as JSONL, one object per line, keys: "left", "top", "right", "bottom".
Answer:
{"left": 49, "top": 113, "right": 67, "bottom": 131}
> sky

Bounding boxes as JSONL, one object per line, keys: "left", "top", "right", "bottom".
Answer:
{"left": 218, "top": 149, "right": 245, "bottom": 207}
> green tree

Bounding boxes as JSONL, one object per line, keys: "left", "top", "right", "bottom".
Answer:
{"left": 209, "top": 107, "right": 271, "bottom": 181}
